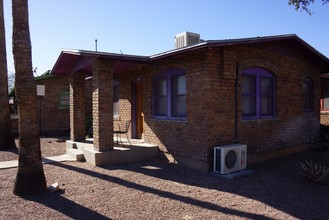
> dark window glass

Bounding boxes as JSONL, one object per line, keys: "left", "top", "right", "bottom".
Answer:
{"left": 153, "top": 69, "right": 186, "bottom": 119}
{"left": 242, "top": 75, "right": 256, "bottom": 116}
{"left": 171, "top": 75, "right": 186, "bottom": 117}
{"left": 303, "top": 78, "right": 313, "bottom": 111}
{"left": 154, "top": 78, "right": 167, "bottom": 116}
{"left": 242, "top": 67, "right": 276, "bottom": 119}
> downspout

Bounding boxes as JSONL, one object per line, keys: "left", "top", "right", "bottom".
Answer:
{"left": 234, "top": 63, "right": 240, "bottom": 143}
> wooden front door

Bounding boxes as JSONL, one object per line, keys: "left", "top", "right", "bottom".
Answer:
{"left": 135, "top": 81, "right": 144, "bottom": 139}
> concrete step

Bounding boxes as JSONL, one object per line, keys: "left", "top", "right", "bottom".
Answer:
{"left": 66, "top": 148, "right": 85, "bottom": 161}
{"left": 81, "top": 144, "right": 159, "bottom": 166}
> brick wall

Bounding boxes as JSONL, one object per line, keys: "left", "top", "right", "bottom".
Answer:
{"left": 320, "top": 77, "right": 329, "bottom": 125}
{"left": 36, "top": 75, "right": 70, "bottom": 135}
{"left": 114, "top": 42, "right": 321, "bottom": 173}
{"left": 69, "top": 72, "right": 86, "bottom": 141}
{"left": 32, "top": 75, "right": 92, "bottom": 136}
{"left": 235, "top": 43, "right": 320, "bottom": 155}
{"left": 92, "top": 60, "right": 113, "bottom": 151}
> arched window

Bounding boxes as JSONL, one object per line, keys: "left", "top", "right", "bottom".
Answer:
{"left": 242, "top": 67, "right": 276, "bottom": 120}
{"left": 153, "top": 68, "right": 186, "bottom": 120}
{"left": 303, "top": 78, "right": 313, "bottom": 112}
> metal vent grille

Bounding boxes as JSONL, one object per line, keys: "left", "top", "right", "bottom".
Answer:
{"left": 225, "top": 150, "right": 237, "bottom": 169}
{"left": 214, "top": 148, "right": 222, "bottom": 172}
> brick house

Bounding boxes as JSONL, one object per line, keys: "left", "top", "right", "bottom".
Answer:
{"left": 52, "top": 34, "right": 329, "bottom": 173}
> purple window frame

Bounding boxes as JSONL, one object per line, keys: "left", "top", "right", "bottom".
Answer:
{"left": 303, "top": 78, "right": 314, "bottom": 112}
{"left": 242, "top": 67, "right": 276, "bottom": 120}
{"left": 152, "top": 68, "right": 187, "bottom": 120}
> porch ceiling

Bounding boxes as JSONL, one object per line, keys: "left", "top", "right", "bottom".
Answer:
{"left": 51, "top": 49, "right": 150, "bottom": 76}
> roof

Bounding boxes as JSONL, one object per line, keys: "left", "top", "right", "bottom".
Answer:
{"left": 9, "top": 70, "right": 54, "bottom": 97}
{"left": 34, "top": 70, "right": 54, "bottom": 80}
{"left": 51, "top": 34, "right": 329, "bottom": 75}
{"left": 52, "top": 49, "right": 149, "bottom": 76}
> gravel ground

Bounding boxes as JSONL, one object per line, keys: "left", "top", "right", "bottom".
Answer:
{"left": 1, "top": 137, "right": 329, "bottom": 219}
{"left": 0, "top": 137, "right": 68, "bottom": 161}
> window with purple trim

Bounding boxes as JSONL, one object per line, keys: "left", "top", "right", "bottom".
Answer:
{"left": 153, "top": 69, "right": 186, "bottom": 119}
{"left": 303, "top": 78, "right": 313, "bottom": 112}
{"left": 242, "top": 67, "right": 276, "bottom": 120}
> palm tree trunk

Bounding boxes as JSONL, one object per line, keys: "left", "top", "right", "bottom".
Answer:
{"left": 0, "top": 0, "right": 16, "bottom": 150}
{"left": 12, "top": 0, "right": 46, "bottom": 195}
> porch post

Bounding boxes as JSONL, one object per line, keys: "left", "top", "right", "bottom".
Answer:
{"left": 92, "top": 59, "right": 113, "bottom": 151}
{"left": 69, "top": 71, "right": 86, "bottom": 142}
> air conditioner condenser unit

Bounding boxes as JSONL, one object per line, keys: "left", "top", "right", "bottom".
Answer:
{"left": 213, "top": 144, "right": 247, "bottom": 174}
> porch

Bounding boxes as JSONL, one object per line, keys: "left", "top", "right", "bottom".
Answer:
{"left": 51, "top": 50, "right": 156, "bottom": 166}
{"left": 66, "top": 138, "right": 159, "bottom": 166}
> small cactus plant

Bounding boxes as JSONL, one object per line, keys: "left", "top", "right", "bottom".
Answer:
{"left": 300, "top": 160, "right": 329, "bottom": 184}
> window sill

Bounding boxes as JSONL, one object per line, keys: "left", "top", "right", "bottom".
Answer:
{"left": 241, "top": 116, "right": 276, "bottom": 121}
{"left": 151, "top": 117, "right": 188, "bottom": 123}
{"left": 58, "top": 106, "right": 69, "bottom": 110}
{"left": 241, "top": 117, "right": 277, "bottom": 125}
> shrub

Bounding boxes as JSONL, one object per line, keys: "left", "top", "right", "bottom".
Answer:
{"left": 300, "top": 160, "right": 329, "bottom": 184}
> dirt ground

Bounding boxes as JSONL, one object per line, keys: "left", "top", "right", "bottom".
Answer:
{"left": 1, "top": 137, "right": 329, "bottom": 219}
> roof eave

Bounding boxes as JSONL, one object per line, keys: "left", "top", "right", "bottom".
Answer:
{"left": 150, "top": 42, "right": 208, "bottom": 60}
{"left": 51, "top": 49, "right": 151, "bottom": 75}
{"left": 65, "top": 49, "right": 150, "bottom": 62}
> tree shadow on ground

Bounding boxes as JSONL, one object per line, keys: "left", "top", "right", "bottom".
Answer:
{"left": 48, "top": 161, "right": 273, "bottom": 220}
{"left": 22, "top": 189, "right": 111, "bottom": 220}
{"left": 5, "top": 147, "right": 18, "bottom": 153}
{"left": 38, "top": 147, "right": 329, "bottom": 219}
{"left": 100, "top": 148, "right": 329, "bottom": 219}
{"left": 1, "top": 146, "right": 19, "bottom": 154}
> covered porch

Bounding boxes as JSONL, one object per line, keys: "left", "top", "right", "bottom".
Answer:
{"left": 52, "top": 49, "right": 159, "bottom": 165}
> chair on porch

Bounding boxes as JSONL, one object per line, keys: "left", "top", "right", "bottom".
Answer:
{"left": 114, "top": 120, "right": 132, "bottom": 146}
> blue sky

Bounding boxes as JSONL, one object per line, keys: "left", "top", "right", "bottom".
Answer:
{"left": 3, "top": 0, "right": 329, "bottom": 75}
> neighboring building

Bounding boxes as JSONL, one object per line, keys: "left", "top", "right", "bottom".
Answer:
{"left": 10, "top": 71, "right": 92, "bottom": 136}
{"left": 52, "top": 34, "right": 329, "bottom": 173}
